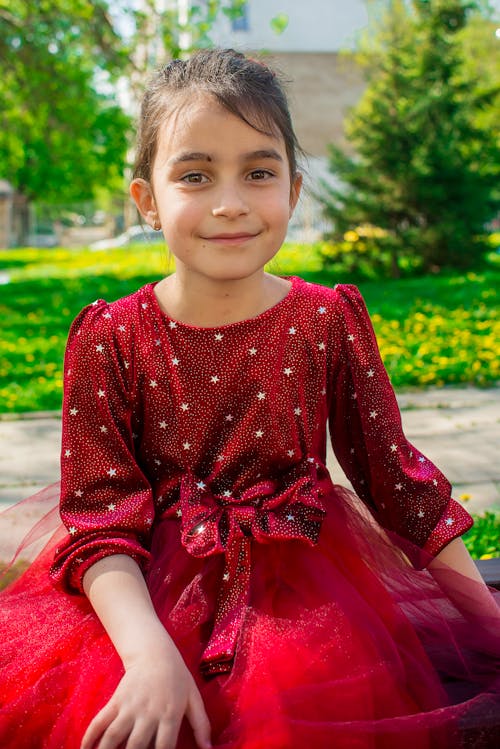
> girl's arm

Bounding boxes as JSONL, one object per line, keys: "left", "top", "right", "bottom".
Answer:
{"left": 428, "top": 537, "right": 500, "bottom": 621}
{"left": 80, "top": 554, "right": 212, "bottom": 749}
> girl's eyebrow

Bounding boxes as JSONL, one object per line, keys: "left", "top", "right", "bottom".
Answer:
{"left": 169, "top": 149, "right": 283, "bottom": 166}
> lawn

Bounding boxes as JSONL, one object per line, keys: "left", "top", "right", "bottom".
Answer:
{"left": 0, "top": 242, "right": 499, "bottom": 413}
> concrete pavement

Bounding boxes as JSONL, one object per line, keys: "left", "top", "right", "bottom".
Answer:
{"left": 0, "top": 385, "right": 499, "bottom": 514}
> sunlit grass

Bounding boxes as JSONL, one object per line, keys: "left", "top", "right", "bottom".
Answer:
{"left": 0, "top": 243, "right": 498, "bottom": 412}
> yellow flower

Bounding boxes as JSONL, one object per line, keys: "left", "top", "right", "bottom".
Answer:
{"left": 480, "top": 553, "right": 495, "bottom": 560}
{"left": 459, "top": 493, "right": 471, "bottom": 502}
{"left": 343, "top": 230, "right": 359, "bottom": 243}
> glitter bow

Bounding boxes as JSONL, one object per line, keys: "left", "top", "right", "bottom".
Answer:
{"left": 178, "top": 460, "right": 327, "bottom": 677}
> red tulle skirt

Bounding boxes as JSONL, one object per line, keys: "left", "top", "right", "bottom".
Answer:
{"left": 0, "top": 483, "right": 499, "bottom": 748}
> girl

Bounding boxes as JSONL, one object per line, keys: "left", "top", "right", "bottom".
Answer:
{"left": 0, "top": 49, "right": 499, "bottom": 749}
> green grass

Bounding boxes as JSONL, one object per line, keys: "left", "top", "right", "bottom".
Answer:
{"left": 0, "top": 242, "right": 499, "bottom": 412}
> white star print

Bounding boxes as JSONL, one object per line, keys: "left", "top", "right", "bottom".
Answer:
{"left": 445, "top": 517, "right": 454, "bottom": 526}
{"left": 159, "top": 421, "right": 167, "bottom": 429}
{"left": 367, "top": 369, "right": 374, "bottom": 378}
{"left": 103, "top": 312, "right": 112, "bottom": 319}
{"left": 95, "top": 344, "right": 104, "bottom": 353}
{"left": 347, "top": 334, "right": 355, "bottom": 342}
{"left": 395, "top": 483, "right": 402, "bottom": 491}
{"left": 196, "top": 481, "right": 206, "bottom": 490}
{"left": 321, "top": 388, "right": 327, "bottom": 396}
{"left": 183, "top": 441, "right": 191, "bottom": 450}
{"left": 70, "top": 407, "right": 78, "bottom": 416}
{"left": 91, "top": 300, "right": 99, "bottom": 306}
{"left": 418, "top": 510, "right": 425, "bottom": 518}
{"left": 318, "top": 306, "right": 326, "bottom": 314}
{"left": 284, "top": 367, "right": 292, "bottom": 376}
{"left": 223, "top": 572, "right": 230, "bottom": 581}
{"left": 169, "top": 321, "right": 177, "bottom": 329}
{"left": 176, "top": 508, "right": 182, "bottom": 517}
{"left": 350, "top": 447, "right": 355, "bottom": 454}
{"left": 155, "top": 339, "right": 161, "bottom": 346}
{"left": 390, "top": 444, "right": 397, "bottom": 452}
{"left": 181, "top": 403, "right": 189, "bottom": 411}
{"left": 294, "top": 407, "right": 302, "bottom": 416}
{"left": 107, "top": 503, "right": 116, "bottom": 511}
{"left": 141, "top": 302, "right": 148, "bottom": 309}
{"left": 418, "top": 456, "right": 426, "bottom": 463}
{"left": 225, "top": 414, "right": 233, "bottom": 422}
{"left": 369, "top": 410, "right": 378, "bottom": 419}
{"left": 257, "top": 392, "right": 266, "bottom": 400}
{"left": 107, "top": 467, "right": 117, "bottom": 477}
{"left": 100, "top": 425, "right": 107, "bottom": 433}
{"left": 172, "top": 357, "right": 179, "bottom": 366}
{"left": 288, "top": 327, "right": 296, "bottom": 335}
{"left": 433, "top": 479, "right": 438, "bottom": 486}
{"left": 98, "top": 389, "right": 105, "bottom": 398}
{"left": 248, "top": 347, "right": 257, "bottom": 356}
{"left": 215, "top": 333, "right": 223, "bottom": 341}
{"left": 318, "top": 342, "right": 326, "bottom": 351}
{"left": 75, "top": 490, "right": 83, "bottom": 498}
{"left": 64, "top": 449, "right": 71, "bottom": 457}
{"left": 69, "top": 527, "right": 77, "bottom": 535}
{"left": 255, "top": 429, "right": 264, "bottom": 438}
{"left": 287, "top": 450, "right": 295, "bottom": 457}
{"left": 124, "top": 361, "right": 130, "bottom": 369}
{"left": 286, "top": 514, "right": 295, "bottom": 521}
{"left": 222, "top": 490, "right": 232, "bottom": 498}
{"left": 216, "top": 454, "right": 225, "bottom": 462}
{"left": 211, "top": 375, "right": 219, "bottom": 384}
{"left": 149, "top": 380, "right": 158, "bottom": 388}
{"left": 118, "top": 325, "right": 126, "bottom": 332}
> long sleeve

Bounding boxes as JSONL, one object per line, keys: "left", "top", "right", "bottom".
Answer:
{"left": 50, "top": 300, "right": 154, "bottom": 593}
{"left": 328, "top": 284, "right": 473, "bottom": 567}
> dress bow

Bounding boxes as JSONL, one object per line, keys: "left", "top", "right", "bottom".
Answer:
{"left": 178, "top": 460, "right": 327, "bottom": 677}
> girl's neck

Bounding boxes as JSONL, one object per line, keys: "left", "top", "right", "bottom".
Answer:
{"left": 154, "top": 271, "right": 292, "bottom": 328}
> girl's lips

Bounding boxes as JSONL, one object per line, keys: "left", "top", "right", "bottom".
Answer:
{"left": 202, "top": 233, "right": 259, "bottom": 246}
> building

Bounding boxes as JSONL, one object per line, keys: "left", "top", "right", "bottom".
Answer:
{"left": 209, "top": 0, "right": 369, "bottom": 158}
{"left": 207, "top": 0, "right": 370, "bottom": 239}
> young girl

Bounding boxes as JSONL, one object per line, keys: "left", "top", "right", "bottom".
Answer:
{"left": 0, "top": 49, "right": 499, "bottom": 749}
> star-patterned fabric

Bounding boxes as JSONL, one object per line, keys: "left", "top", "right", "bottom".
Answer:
{"left": 3, "top": 276, "right": 500, "bottom": 749}
{"left": 51, "top": 276, "right": 472, "bottom": 598}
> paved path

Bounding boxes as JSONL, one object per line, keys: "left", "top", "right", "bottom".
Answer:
{"left": 0, "top": 385, "right": 499, "bottom": 515}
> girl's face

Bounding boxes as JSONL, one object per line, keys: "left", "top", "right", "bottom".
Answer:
{"left": 131, "top": 95, "right": 302, "bottom": 284}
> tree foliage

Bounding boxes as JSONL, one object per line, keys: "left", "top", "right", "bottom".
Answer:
{"left": 319, "top": 0, "right": 500, "bottom": 276}
{"left": 0, "top": 0, "right": 130, "bottom": 203}
{"left": 0, "top": 0, "right": 250, "bottom": 206}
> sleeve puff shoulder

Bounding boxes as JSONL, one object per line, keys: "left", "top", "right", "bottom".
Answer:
{"left": 50, "top": 298, "right": 154, "bottom": 593}
{"left": 328, "top": 284, "right": 473, "bottom": 567}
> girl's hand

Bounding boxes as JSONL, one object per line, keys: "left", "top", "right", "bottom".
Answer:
{"left": 81, "top": 648, "right": 212, "bottom": 749}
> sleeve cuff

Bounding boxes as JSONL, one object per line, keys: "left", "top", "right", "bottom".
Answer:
{"left": 422, "top": 498, "right": 474, "bottom": 559}
{"left": 50, "top": 536, "right": 152, "bottom": 594}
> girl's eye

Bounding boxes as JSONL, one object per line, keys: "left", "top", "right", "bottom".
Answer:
{"left": 181, "top": 172, "right": 208, "bottom": 184}
{"left": 248, "top": 169, "right": 273, "bottom": 181}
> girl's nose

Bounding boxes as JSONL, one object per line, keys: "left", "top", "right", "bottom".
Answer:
{"left": 212, "top": 187, "right": 250, "bottom": 219}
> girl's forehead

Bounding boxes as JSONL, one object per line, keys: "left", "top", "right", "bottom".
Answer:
{"left": 155, "top": 94, "right": 285, "bottom": 162}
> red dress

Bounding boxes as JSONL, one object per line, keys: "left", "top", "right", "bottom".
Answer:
{"left": 0, "top": 277, "right": 499, "bottom": 748}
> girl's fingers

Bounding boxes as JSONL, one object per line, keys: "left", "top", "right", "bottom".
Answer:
{"left": 123, "top": 718, "right": 157, "bottom": 749}
{"left": 81, "top": 704, "right": 117, "bottom": 749}
{"left": 185, "top": 688, "right": 212, "bottom": 749}
{"left": 154, "top": 717, "right": 183, "bottom": 749}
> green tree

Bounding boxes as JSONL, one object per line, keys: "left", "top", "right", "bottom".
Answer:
{"left": 319, "top": 0, "right": 500, "bottom": 277}
{"left": 0, "top": 1, "right": 251, "bottom": 209}
{"left": 0, "top": 0, "right": 130, "bottom": 208}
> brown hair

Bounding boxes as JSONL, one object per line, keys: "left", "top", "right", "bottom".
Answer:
{"left": 133, "top": 48, "right": 303, "bottom": 182}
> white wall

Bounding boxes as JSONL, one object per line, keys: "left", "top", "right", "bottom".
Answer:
{"left": 209, "top": 0, "right": 370, "bottom": 52}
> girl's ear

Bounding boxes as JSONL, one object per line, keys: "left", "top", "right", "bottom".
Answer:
{"left": 289, "top": 173, "right": 303, "bottom": 217}
{"left": 130, "top": 178, "right": 159, "bottom": 228}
